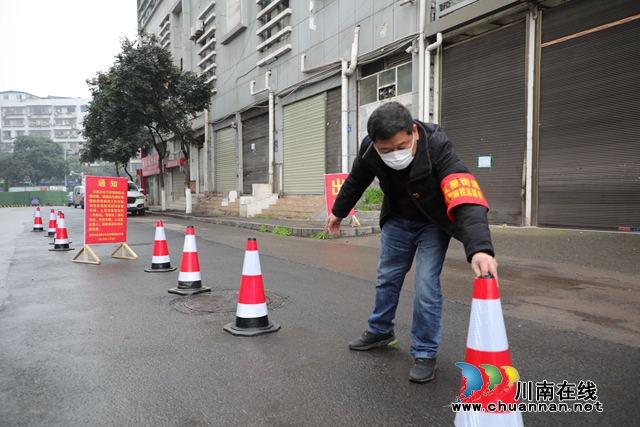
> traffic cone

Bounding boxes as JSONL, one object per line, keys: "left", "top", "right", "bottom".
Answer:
{"left": 44, "top": 209, "right": 57, "bottom": 237}
{"left": 168, "top": 226, "right": 210, "bottom": 295}
{"left": 224, "top": 238, "right": 280, "bottom": 336}
{"left": 31, "top": 207, "right": 44, "bottom": 232}
{"left": 145, "top": 220, "right": 177, "bottom": 272}
{"left": 454, "top": 275, "right": 524, "bottom": 427}
{"left": 49, "top": 213, "right": 74, "bottom": 251}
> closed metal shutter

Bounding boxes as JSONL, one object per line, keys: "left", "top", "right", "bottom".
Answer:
{"left": 440, "top": 21, "right": 527, "bottom": 225}
{"left": 325, "top": 87, "right": 341, "bottom": 174}
{"left": 538, "top": 0, "right": 640, "bottom": 229}
{"left": 283, "top": 94, "right": 326, "bottom": 194}
{"left": 241, "top": 113, "right": 269, "bottom": 194}
{"left": 216, "top": 127, "right": 237, "bottom": 192}
{"left": 171, "top": 168, "right": 185, "bottom": 201}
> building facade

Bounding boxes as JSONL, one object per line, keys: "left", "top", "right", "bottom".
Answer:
{"left": 138, "top": 0, "right": 640, "bottom": 230}
{"left": 0, "top": 90, "right": 89, "bottom": 155}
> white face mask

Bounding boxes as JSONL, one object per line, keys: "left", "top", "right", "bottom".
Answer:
{"left": 375, "top": 134, "right": 415, "bottom": 170}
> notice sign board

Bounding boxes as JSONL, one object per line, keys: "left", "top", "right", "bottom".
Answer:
{"left": 324, "top": 173, "right": 355, "bottom": 217}
{"left": 84, "top": 176, "right": 128, "bottom": 245}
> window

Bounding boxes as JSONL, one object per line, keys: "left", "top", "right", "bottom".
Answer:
{"left": 359, "top": 62, "right": 413, "bottom": 106}
{"left": 2, "top": 131, "right": 11, "bottom": 139}
{"left": 1, "top": 95, "right": 8, "bottom": 100}
{"left": 80, "top": 105, "right": 87, "bottom": 112}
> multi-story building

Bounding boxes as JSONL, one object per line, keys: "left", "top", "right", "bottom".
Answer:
{"left": 138, "top": 0, "right": 640, "bottom": 230}
{"left": 0, "top": 90, "right": 89, "bottom": 155}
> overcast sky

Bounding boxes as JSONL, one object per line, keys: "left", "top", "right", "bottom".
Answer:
{"left": 0, "top": 0, "right": 139, "bottom": 99}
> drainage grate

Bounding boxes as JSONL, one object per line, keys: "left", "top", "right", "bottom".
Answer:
{"left": 170, "top": 290, "right": 285, "bottom": 315}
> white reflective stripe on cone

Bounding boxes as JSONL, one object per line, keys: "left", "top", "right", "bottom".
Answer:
{"left": 455, "top": 407, "right": 524, "bottom": 427}
{"left": 56, "top": 238, "right": 69, "bottom": 244}
{"left": 467, "top": 299, "right": 509, "bottom": 352}
{"left": 155, "top": 228, "right": 167, "bottom": 240}
{"left": 182, "top": 235, "right": 197, "bottom": 253}
{"left": 152, "top": 255, "right": 171, "bottom": 263}
{"left": 236, "top": 302, "right": 268, "bottom": 318}
{"left": 242, "top": 250, "right": 262, "bottom": 275}
{"left": 178, "top": 271, "right": 202, "bottom": 281}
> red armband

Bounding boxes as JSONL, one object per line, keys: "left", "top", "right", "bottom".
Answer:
{"left": 440, "top": 173, "right": 490, "bottom": 221}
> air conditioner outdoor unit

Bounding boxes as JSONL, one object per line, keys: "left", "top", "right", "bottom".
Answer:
{"left": 190, "top": 19, "right": 205, "bottom": 41}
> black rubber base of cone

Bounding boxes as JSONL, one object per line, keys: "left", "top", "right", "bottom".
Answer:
{"left": 145, "top": 265, "right": 177, "bottom": 273}
{"left": 223, "top": 321, "right": 281, "bottom": 337}
{"left": 31, "top": 229, "right": 44, "bottom": 232}
{"left": 168, "top": 286, "right": 211, "bottom": 296}
{"left": 44, "top": 233, "right": 55, "bottom": 237}
{"left": 49, "top": 246, "right": 75, "bottom": 251}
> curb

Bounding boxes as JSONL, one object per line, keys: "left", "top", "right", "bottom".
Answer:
{"left": 151, "top": 211, "right": 381, "bottom": 238}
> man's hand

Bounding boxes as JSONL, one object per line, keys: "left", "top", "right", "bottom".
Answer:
{"left": 471, "top": 252, "right": 498, "bottom": 281}
{"left": 324, "top": 213, "right": 343, "bottom": 236}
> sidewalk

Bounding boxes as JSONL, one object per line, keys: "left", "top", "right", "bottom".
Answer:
{"left": 148, "top": 206, "right": 640, "bottom": 277}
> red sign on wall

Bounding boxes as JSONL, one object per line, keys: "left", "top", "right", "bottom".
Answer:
{"left": 324, "top": 173, "right": 355, "bottom": 217}
{"left": 84, "top": 176, "right": 128, "bottom": 245}
{"left": 142, "top": 153, "right": 160, "bottom": 176}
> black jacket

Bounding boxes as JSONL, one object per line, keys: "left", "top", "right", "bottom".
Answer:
{"left": 332, "top": 120, "right": 494, "bottom": 262}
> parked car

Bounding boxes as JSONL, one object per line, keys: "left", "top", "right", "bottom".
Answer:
{"left": 127, "top": 181, "right": 146, "bottom": 215}
{"left": 72, "top": 186, "right": 85, "bottom": 209}
{"left": 67, "top": 192, "right": 73, "bottom": 207}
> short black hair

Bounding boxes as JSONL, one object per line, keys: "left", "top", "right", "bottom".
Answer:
{"left": 367, "top": 102, "right": 414, "bottom": 142}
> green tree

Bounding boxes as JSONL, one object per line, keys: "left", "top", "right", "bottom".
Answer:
{"left": 83, "top": 30, "right": 214, "bottom": 207}
{"left": 0, "top": 136, "right": 65, "bottom": 187}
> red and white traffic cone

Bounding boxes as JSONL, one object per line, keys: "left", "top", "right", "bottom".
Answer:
{"left": 32, "top": 207, "right": 44, "bottom": 232}
{"left": 224, "top": 238, "right": 280, "bottom": 336}
{"left": 454, "top": 275, "right": 524, "bottom": 427}
{"left": 168, "top": 226, "right": 210, "bottom": 295}
{"left": 44, "top": 209, "right": 57, "bottom": 237}
{"left": 145, "top": 220, "right": 177, "bottom": 272}
{"left": 49, "top": 213, "right": 74, "bottom": 251}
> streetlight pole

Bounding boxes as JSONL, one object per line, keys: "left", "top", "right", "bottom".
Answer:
{"left": 64, "top": 128, "right": 78, "bottom": 190}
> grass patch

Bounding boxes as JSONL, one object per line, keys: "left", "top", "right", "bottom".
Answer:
{"left": 253, "top": 214, "right": 276, "bottom": 219}
{"left": 259, "top": 224, "right": 267, "bottom": 232}
{"left": 364, "top": 187, "right": 384, "bottom": 205}
{"left": 309, "top": 231, "right": 334, "bottom": 239}
{"left": 272, "top": 226, "right": 292, "bottom": 236}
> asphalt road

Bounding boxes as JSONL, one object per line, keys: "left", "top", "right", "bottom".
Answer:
{"left": 0, "top": 207, "right": 638, "bottom": 427}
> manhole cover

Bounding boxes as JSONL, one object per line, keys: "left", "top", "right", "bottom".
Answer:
{"left": 170, "top": 290, "right": 285, "bottom": 315}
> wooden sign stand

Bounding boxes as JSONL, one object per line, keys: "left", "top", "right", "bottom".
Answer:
{"left": 110, "top": 243, "right": 138, "bottom": 260}
{"left": 71, "top": 245, "right": 101, "bottom": 265}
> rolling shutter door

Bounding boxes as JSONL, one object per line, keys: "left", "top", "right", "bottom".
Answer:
{"left": 216, "top": 127, "right": 237, "bottom": 192}
{"left": 538, "top": 0, "right": 640, "bottom": 229}
{"left": 325, "top": 87, "right": 341, "bottom": 174}
{"left": 283, "top": 94, "right": 326, "bottom": 194}
{"left": 171, "top": 167, "right": 185, "bottom": 200}
{"left": 440, "top": 21, "right": 527, "bottom": 226}
{"left": 242, "top": 113, "right": 269, "bottom": 194}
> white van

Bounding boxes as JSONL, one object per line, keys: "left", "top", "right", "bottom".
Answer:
{"left": 127, "top": 181, "right": 146, "bottom": 216}
{"left": 72, "top": 186, "right": 85, "bottom": 208}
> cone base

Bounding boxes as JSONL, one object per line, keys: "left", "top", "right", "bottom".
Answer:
{"left": 145, "top": 265, "right": 177, "bottom": 273}
{"left": 49, "top": 246, "right": 75, "bottom": 251}
{"left": 31, "top": 229, "right": 44, "bottom": 232}
{"left": 44, "top": 233, "right": 55, "bottom": 237}
{"left": 224, "top": 321, "right": 281, "bottom": 337}
{"left": 168, "top": 286, "right": 211, "bottom": 296}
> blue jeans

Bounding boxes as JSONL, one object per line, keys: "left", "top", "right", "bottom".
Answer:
{"left": 368, "top": 214, "right": 451, "bottom": 359}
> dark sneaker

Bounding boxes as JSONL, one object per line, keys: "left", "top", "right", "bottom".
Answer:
{"left": 349, "top": 330, "right": 398, "bottom": 351}
{"left": 409, "top": 357, "right": 437, "bottom": 383}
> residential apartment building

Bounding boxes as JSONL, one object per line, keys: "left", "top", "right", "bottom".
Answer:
{"left": 0, "top": 90, "right": 89, "bottom": 155}
{"left": 138, "top": 0, "right": 640, "bottom": 230}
